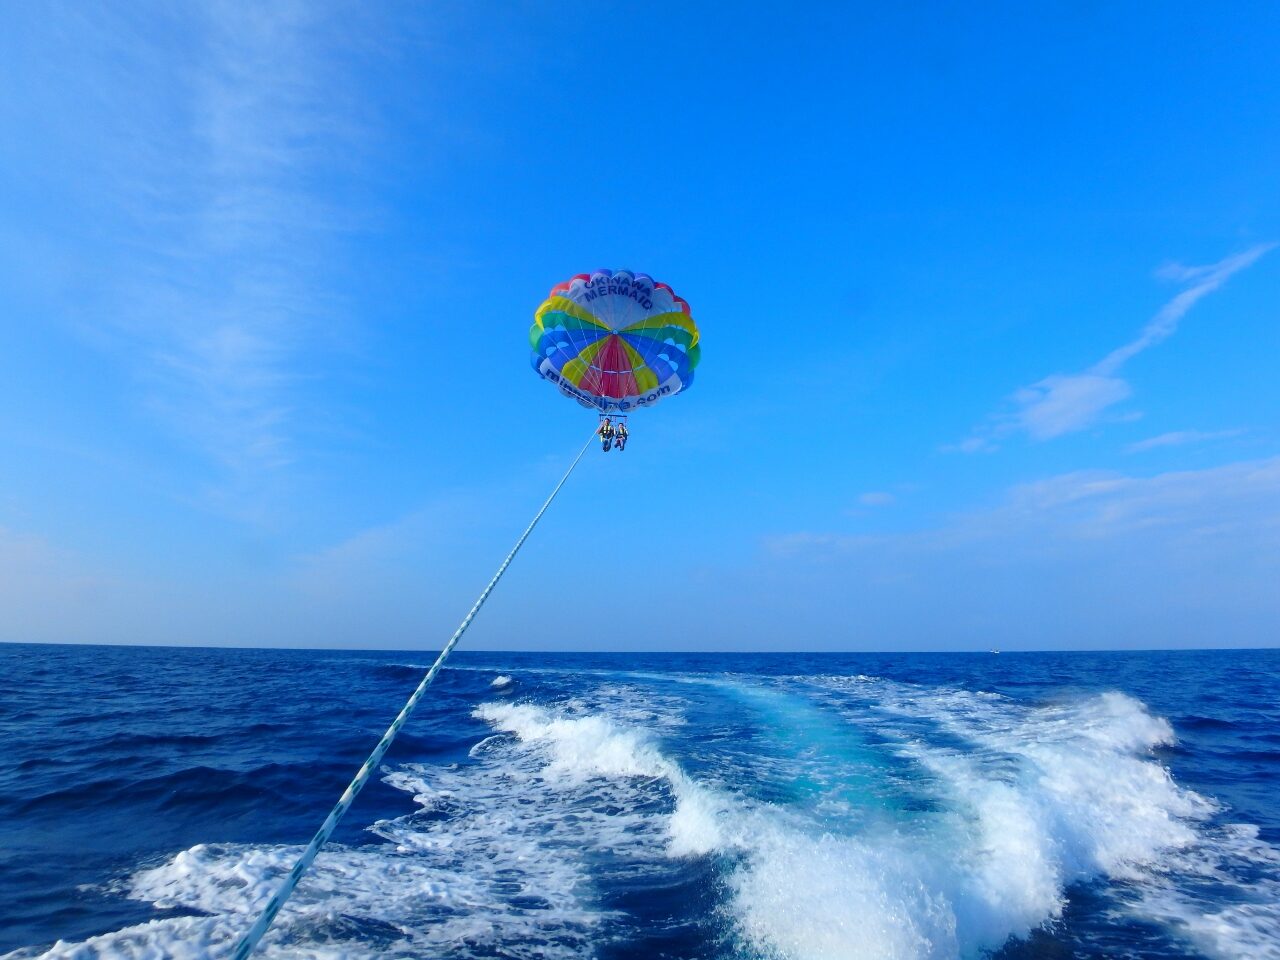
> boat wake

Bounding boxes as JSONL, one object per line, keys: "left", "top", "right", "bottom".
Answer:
{"left": 8, "top": 674, "right": 1278, "bottom": 960}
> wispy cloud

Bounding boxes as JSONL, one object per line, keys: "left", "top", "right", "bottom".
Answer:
{"left": 857, "top": 491, "right": 896, "bottom": 507}
{"left": 135, "top": 6, "right": 352, "bottom": 486}
{"left": 1126, "top": 428, "right": 1246, "bottom": 454}
{"left": 756, "top": 456, "right": 1280, "bottom": 647}
{"left": 773, "top": 456, "right": 1280, "bottom": 557}
{"left": 1093, "top": 246, "right": 1275, "bottom": 376}
{"left": 1007, "top": 373, "right": 1134, "bottom": 442}
{"left": 951, "top": 245, "right": 1274, "bottom": 452}
{"left": 24, "top": 4, "right": 379, "bottom": 513}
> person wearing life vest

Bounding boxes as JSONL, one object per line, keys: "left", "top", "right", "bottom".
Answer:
{"left": 614, "top": 421, "right": 628, "bottom": 452}
{"left": 598, "top": 417, "right": 615, "bottom": 452}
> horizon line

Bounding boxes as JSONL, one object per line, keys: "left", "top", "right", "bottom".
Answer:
{"left": 2, "top": 639, "right": 1275, "bottom": 656}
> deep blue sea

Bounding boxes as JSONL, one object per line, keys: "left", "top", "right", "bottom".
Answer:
{"left": 1, "top": 644, "right": 1278, "bottom": 960}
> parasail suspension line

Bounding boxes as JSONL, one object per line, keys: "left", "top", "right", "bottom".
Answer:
{"left": 230, "top": 430, "right": 597, "bottom": 960}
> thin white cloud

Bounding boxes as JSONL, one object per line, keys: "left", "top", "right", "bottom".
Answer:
{"left": 137, "top": 5, "right": 350, "bottom": 483}
{"left": 772, "top": 456, "right": 1280, "bottom": 558}
{"left": 1093, "top": 245, "right": 1275, "bottom": 376}
{"left": 952, "top": 245, "right": 1274, "bottom": 451}
{"left": 17, "top": 4, "right": 381, "bottom": 514}
{"left": 1125, "top": 428, "right": 1246, "bottom": 454}
{"left": 858, "top": 491, "right": 896, "bottom": 507}
{"left": 940, "top": 436, "right": 997, "bottom": 454}
{"left": 1008, "top": 373, "right": 1133, "bottom": 441}
{"left": 755, "top": 456, "right": 1280, "bottom": 647}
{"left": 967, "top": 457, "right": 1280, "bottom": 542}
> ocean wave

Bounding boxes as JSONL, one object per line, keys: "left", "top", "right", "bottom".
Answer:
{"left": 799, "top": 676, "right": 1280, "bottom": 959}
{"left": 472, "top": 700, "right": 724, "bottom": 857}
{"left": 368, "top": 662, "right": 427, "bottom": 682}
{"left": 10, "top": 666, "right": 1279, "bottom": 960}
{"left": 469, "top": 683, "right": 1280, "bottom": 960}
{"left": 8, "top": 694, "right": 705, "bottom": 959}
{"left": 10, "top": 762, "right": 351, "bottom": 819}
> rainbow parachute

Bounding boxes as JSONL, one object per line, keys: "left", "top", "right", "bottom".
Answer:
{"left": 530, "top": 269, "right": 700, "bottom": 413}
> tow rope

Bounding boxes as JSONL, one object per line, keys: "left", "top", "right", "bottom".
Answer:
{"left": 231, "top": 431, "right": 597, "bottom": 959}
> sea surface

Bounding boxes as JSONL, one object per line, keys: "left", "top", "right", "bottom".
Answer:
{"left": 1, "top": 644, "right": 1278, "bottom": 960}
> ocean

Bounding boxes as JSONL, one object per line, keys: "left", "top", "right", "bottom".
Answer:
{"left": 1, "top": 643, "right": 1277, "bottom": 959}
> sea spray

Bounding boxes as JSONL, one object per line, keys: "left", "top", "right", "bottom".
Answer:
{"left": 473, "top": 700, "right": 728, "bottom": 856}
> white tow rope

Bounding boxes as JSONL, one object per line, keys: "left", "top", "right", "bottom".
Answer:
{"left": 230, "top": 431, "right": 597, "bottom": 959}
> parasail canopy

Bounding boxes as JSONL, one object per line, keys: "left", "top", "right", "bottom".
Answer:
{"left": 530, "top": 269, "right": 700, "bottom": 413}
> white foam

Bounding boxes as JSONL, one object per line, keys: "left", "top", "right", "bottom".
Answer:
{"left": 473, "top": 699, "right": 726, "bottom": 856}
{"left": 890, "top": 689, "right": 1212, "bottom": 881}
{"left": 473, "top": 694, "right": 1051, "bottom": 959}
{"left": 727, "top": 828, "right": 958, "bottom": 960}
{"left": 797, "top": 676, "right": 1279, "bottom": 960}
{"left": 6, "top": 843, "right": 424, "bottom": 959}
{"left": 490, "top": 674, "right": 513, "bottom": 689}
{"left": 1135, "top": 822, "right": 1280, "bottom": 960}
{"left": 11, "top": 701, "right": 690, "bottom": 959}
{"left": 13, "top": 677, "right": 1277, "bottom": 960}
{"left": 467, "top": 695, "right": 999, "bottom": 959}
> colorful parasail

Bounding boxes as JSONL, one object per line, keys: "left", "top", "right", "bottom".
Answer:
{"left": 530, "top": 269, "right": 700, "bottom": 413}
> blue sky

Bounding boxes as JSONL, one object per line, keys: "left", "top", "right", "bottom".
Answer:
{"left": 1, "top": 2, "right": 1277, "bottom": 650}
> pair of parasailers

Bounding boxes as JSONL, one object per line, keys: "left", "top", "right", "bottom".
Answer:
{"left": 597, "top": 417, "right": 629, "bottom": 452}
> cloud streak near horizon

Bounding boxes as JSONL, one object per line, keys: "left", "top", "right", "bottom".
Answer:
{"left": 952, "top": 245, "right": 1274, "bottom": 453}
{"left": 1126, "top": 428, "right": 1246, "bottom": 454}
{"left": 758, "top": 456, "right": 1280, "bottom": 647}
